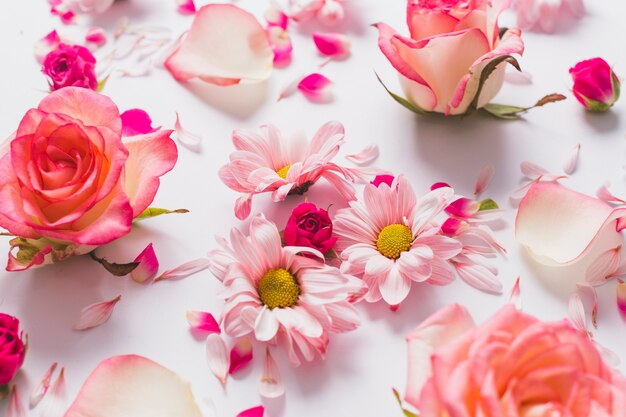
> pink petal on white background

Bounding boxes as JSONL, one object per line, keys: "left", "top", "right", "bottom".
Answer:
{"left": 567, "top": 293, "right": 586, "bottom": 331}
{"left": 177, "top": 0, "right": 196, "bottom": 15}
{"left": 73, "top": 295, "right": 122, "bottom": 331}
{"left": 121, "top": 108, "right": 158, "bottom": 136}
{"left": 34, "top": 30, "right": 61, "bottom": 63}
{"left": 235, "top": 194, "right": 253, "bottom": 220}
{"left": 174, "top": 112, "right": 203, "bottom": 152}
{"left": 298, "top": 73, "right": 333, "bottom": 102}
{"left": 85, "top": 27, "right": 107, "bottom": 47}
{"left": 155, "top": 258, "right": 211, "bottom": 282}
{"left": 507, "top": 276, "right": 522, "bottom": 309}
{"left": 8, "top": 386, "right": 27, "bottom": 417}
{"left": 520, "top": 161, "right": 548, "bottom": 179}
{"left": 277, "top": 74, "right": 304, "bottom": 101}
{"left": 131, "top": 243, "right": 159, "bottom": 283}
{"left": 30, "top": 362, "right": 58, "bottom": 408}
{"left": 265, "top": 3, "right": 288, "bottom": 29}
{"left": 562, "top": 143, "right": 580, "bottom": 175}
{"left": 186, "top": 311, "right": 221, "bottom": 333}
{"left": 165, "top": 4, "right": 274, "bottom": 85}
{"left": 64, "top": 355, "right": 203, "bottom": 417}
{"left": 576, "top": 283, "right": 599, "bottom": 328}
{"left": 345, "top": 145, "right": 379, "bottom": 166}
{"left": 312, "top": 32, "right": 351, "bottom": 58}
{"left": 617, "top": 279, "right": 626, "bottom": 314}
{"left": 267, "top": 26, "right": 293, "bottom": 66}
{"left": 39, "top": 367, "right": 66, "bottom": 417}
{"left": 585, "top": 246, "right": 621, "bottom": 286}
{"left": 474, "top": 164, "right": 495, "bottom": 196}
{"left": 229, "top": 337, "right": 253, "bottom": 374}
{"left": 206, "top": 334, "right": 229, "bottom": 385}
{"left": 597, "top": 182, "right": 625, "bottom": 205}
{"left": 259, "top": 348, "right": 284, "bottom": 399}
{"left": 237, "top": 406, "right": 265, "bottom": 417}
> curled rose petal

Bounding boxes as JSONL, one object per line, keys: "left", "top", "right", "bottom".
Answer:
{"left": 206, "top": 334, "right": 229, "bottom": 385}
{"left": 121, "top": 109, "right": 159, "bottom": 136}
{"left": 298, "top": 73, "right": 333, "bottom": 102}
{"left": 39, "top": 367, "right": 66, "bottom": 417}
{"left": 64, "top": 355, "right": 203, "bottom": 417}
{"left": 229, "top": 337, "right": 253, "bottom": 374}
{"left": 507, "top": 276, "right": 522, "bottom": 309}
{"left": 259, "top": 348, "right": 284, "bottom": 399}
{"left": 174, "top": 112, "right": 203, "bottom": 151}
{"left": 585, "top": 246, "right": 621, "bottom": 286}
{"left": 73, "top": 295, "right": 122, "bottom": 331}
{"left": 177, "top": 0, "right": 196, "bottom": 15}
{"left": 35, "top": 30, "right": 61, "bottom": 63}
{"left": 516, "top": 182, "right": 626, "bottom": 266}
{"left": 165, "top": 4, "right": 273, "bottom": 85}
{"left": 8, "top": 386, "right": 27, "bottom": 417}
{"left": 186, "top": 311, "right": 221, "bottom": 333}
{"left": 597, "top": 182, "right": 625, "bottom": 205}
{"left": 345, "top": 145, "right": 379, "bottom": 166}
{"left": 577, "top": 283, "right": 599, "bottom": 328}
{"left": 474, "top": 164, "right": 495, "bottom": 196}
{"left": 130, "top": 243, "right": 159, "bottom": 284}
{"left": 155, "top": 258, "right": 211, "bottom": 282}
{"left": 312, "top": 32, "right": 351, "bottom": 58}
{"left": 563, "top": 143, "right": 581, "bottom": 175}
{"left": 267, "top": 26, "right": 293, "bottom": 66}
{"left": 30, "top": 362, "right": 58, "bottom": 408}
{"left": 237, "top": 406, "right": 265, "bottom": 417}
{"left": 568, "top": 292, "right": 587, "bottom": 331}
{"left": 85, "top": 27, "right": 107, "bottom": 47}
{"left": 617, "top": 279, "right": 626, "bottom": 314}
{"left": 265, "top": 3, "right": 288, "bottom": 29}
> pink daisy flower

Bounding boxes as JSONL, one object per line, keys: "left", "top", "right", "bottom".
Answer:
{"left": 208, "top": 214, "right": 365, "bottom": 367}
{"left": 334, "top": 175, "right": 503, "bottom": 307}
{"left": 219, "top": 121, "right": 362, "bottom": 220}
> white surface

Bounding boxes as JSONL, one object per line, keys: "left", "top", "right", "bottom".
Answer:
{"left": 1, "top": 1, "right": 626, "bottom": 416}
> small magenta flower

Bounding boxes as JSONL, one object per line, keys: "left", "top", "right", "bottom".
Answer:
{"left": 570, "top": 58, "right": 621, "bottom": 112}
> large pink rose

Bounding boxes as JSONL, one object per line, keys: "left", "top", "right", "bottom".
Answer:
{"left": 405, "top": 304, "right": 626, "bottom": 416}
{"left": 377, "top": 0, "right": 524, "bottom": 115}
{"left": 0, "top": 87, "right": 177, "bottom": 271}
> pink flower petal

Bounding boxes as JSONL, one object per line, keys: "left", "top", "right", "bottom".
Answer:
{"left": 64, "top": 355, "right": 203, "bottom": 417}
{"left": 312, "top": 32, "right": 351, "bottom": 58}
{"left": 120, "top": 109, "right": 159, "bottom": 137}
{"left": 235, "top": 194, "right": 253, "bottom": 221}
{"left": 568, "top": 292, "right": 586, "bottom": 331}
{"left": 229, "top": 337, "right": 253, "bottom": 374}
{"left": 174, "top": 112, "right": 203, "bottom": 151}
{"left": 267, "top": 26, "right": 293, "bottom": 66}
{"left": 563, "top": 143, "right": 581, "bottom": 175}
{"left": 577, "top": 283, "right": 599, "bottom": 328}
{"left": 298, "top": 73, "right": 333, "bottom": 102}
{"left": 73, "top": 295, "right": 122, "bottom": 331}
{"left": 237, "top": 406, "right": 265, "bottom": 417}
{"left": 259, "top": 348, "right": 284, "bottom": 399}
{"left": 165, "top": 4, "right": 273, "bottom": 85}
{"left": 8, "top": 386, "right": 27, "bottom": 417}
{"left": 206, "top": 334, "right": 229, "bottom": 385}
{"left": 277, "top": 74, "right": 304, "bottom": 101}
{"left": 155, "top": 258, "right": 211, "bottom": 282}
{"left": 30, "top": 362, "right": 58, "bottom": 408}
{"left": 265, "top": 4, "right": 288, "bottom": 29}
{"left": 586, "top": 246, "right": 622, "bottom": 286}
{"left": 39, "top": 367, "right": 66, "bottom": 417}
{"left": 617, "top": 279, "right": 626, "bottom": 314}
{"left": 345, "top": 145, "right": 379, "bottom": 166}
{"left": 507, "top": 276, "right": 522, "bottom": 309}
{"left": 474, "top": 163, "right": 495, "bottom": 196}
{"left": 177, "top": 0, "right": 196, "bottom": 15}
{"left": 130, "top": 243, "right": 159, "bottom": 284}
{"left": 51, "top": 7, "right": 76, "bottom": 25}
{"left": 85, "top": 27, "right": 107, "bottom": 47}
{"left": 520, "top": 161, "right": 548, "bottom": 179}
{"left": 186, "top": 311, "right": 221, "bottom": 333}
{"left": 34, "top": 30, "right": 61, "bottom": 63}
{"left": 597, "top": 182, "right": 625, "bottom": 205}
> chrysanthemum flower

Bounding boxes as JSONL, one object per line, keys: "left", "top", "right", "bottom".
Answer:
{"left": 219, "top": 121, "right": 362, "bottom": 220}
{"left": 208, "top": 214, "right": 365, "bottom": 366}
{"left": 334, "top": 175, "right": 503, "bottom": 306}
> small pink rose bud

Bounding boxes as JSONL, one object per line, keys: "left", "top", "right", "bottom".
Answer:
{"left": 569, "top": 57, "right": 620, "bottom": 112}
{"left": 42, "top": 43, "right": 98, "bottom": 91}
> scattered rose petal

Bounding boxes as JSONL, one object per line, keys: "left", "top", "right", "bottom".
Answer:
{"left": 130, "top": 243, "right": 159, "bottom": 283}
{"left": 174, "top": 112, "right": 203, "bottom": 151}
{"left": 568, "top": 292, "right": 586, "bottom": 331}
{"left": 39, "top": 367, "right": 66, "bottom": 417}
{"left": 585, "top": 246, "right": 621, "bottom": 286}
{"left": 298, "top": 73, "right": 333, "bottom": 102}
{"left": 318, "top": 0, "right": 344, "bottom": 26}
{"left": 237, "top": 405, "right": 265, "bottom": 417}
{"left": 345, "top": 145, "right": 379, "bottom": 165}
{"left": 563, "top": 143, "right": 581, "bottom": 175}
{"left": 617, "top": 279, "right": 626, "bottom": 314}
{"left": 85, "top": 27, "right": 107, "bottom": 47}
{"left": 312, "top": 32, "right": 351, "bottom": 58}
{"left": 186, "top": 311, "right": 221, "bottom": 333}
{"left": 73, "top": 295, "right": 122, "bottom": 331}
{"left": 121, "top": 109, "right": 159, "bottom": 137}
{"left": 229, "top": 337, "right": 253, "bottom": 374}
{"left": 507, "top": 276, "right": 521, "bottom": 309}
{"left": 64, "top": 355, "right": 203, "bottom": 417}
{"left": 259, "top": 348, "right": 284, "bottom": 399}
{"left": 30, "top": 362, "right": 58, "bottom": 408}
{"left": 35, "top": 30, "right": 61, "bottom": 63}
{"left": 51, "top": 7, "right": 76, "bottom": 25}
{"left": 155, "top": 258, "right": 211, "bottom": 282}
{"left": 177, "top": 0, "right": 196, "bottom": 15}
{"left": 8, "top": 386, "right": 27, "bottom": 417}
{"left": 577, "top": 283, "right": 599, "bottom": 328}
{"left": 267, "top": 26, "right": 293, "bottom": 66}
{"left": 474, "top": 164, "right": 495, "bottom": 196}
{"left": 277, "top": 74, "right": 304, "bottom": 101}
{"left": 165, "top": 4, "right": 274, "bottom": 85}
{"left": 206, "top": 334, "right": 229, "bottom": 385}
{"left": 597, "top": 182, "right": 625, "bottom": 205}
{"left": 265, "top": 4, "right": 288, "bottom": 29}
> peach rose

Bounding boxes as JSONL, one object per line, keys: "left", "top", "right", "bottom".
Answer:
{"left": 0, "top": 87, "right": 177, "bottom": 271}
{"left": 376, "top": 0, "right": 524, "bottom": 115}
{"left": 405, "top": 304, "right": 626, "bottom": 416}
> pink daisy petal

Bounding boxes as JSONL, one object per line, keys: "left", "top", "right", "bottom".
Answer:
{"left": 298, "top": 73, "right": 334, "bottom": 102}
{"left": 8, "top": 386, "right": 27, "bottom": 417}
{"left": 237, "top": 405, "right": 265, "bottom": 417}
{"left": 85, "top": 27, "right": 107, "bottom": 47}
{"left": 312, "top": 32, "right": 351, "bottom": 58}
{"left": 474, "top": 163, "right": 495, "bottom": 196}
{"left": 345, "top": 145, "right": 379, "bottom": 166}
{"left": 39, "top": 367, "right": 66, "bottom": 417}
{"left": 507, "top": 276, "right": 522, "bottom": 309}
{"left": 73, "top": 295, "right": 121, "bottom": 331}
{"left": 563, "top": 143, "right": 581, "bottom": 175}
{"left": 155, "top": 258, "right": 211, "bottom": 282}
{"left": 174, "top": 112, "right": 203, "bottom": 151}
{"left": 229, "top": 337, "right": 254, "bottom": 374}
{"left": 30, "top": 362, "right": 58, "bottom": 408}
{"left": 206, "top": 334, "right": 229, "bottom": 385}
{"left": 186, "top": 311, "right": 221, "bottom": 333}
{"left": 568, "top": 292, "right": 586, "bottom": 331}
{"left": 577, "top": 283, "right": 599, "bottom": 328}
{"left": 259, "top": 348, "right": 284, "bottom": 399}
{"left": 585, "top": 246, "right": 622, "bottom": 286}
{"left": 597, "top": 182, "right": 625, "bottom": 205}
{"left": 130, "top": 243, "right": 159, "bottom": 284}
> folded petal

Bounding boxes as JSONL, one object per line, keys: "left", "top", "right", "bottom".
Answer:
{"left": 155, "top": 258, "right": 211, "bottom": 282}
{"left": 130, "top": 243, "right": 159, "bottom": 283}
{"left": 186, "top": 311, "right": 221, "bottom": 333}
{"left": 30, "top": 362, "right": 58, "bottom": 408}
{"left": 229, "top": 337, "right": 253, "bottom": 374}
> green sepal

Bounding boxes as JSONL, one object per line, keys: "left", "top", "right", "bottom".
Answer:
{"left": 482, "top": 93, "right": 566, "bottom": 119}
{"left": 375, "top": 72, "right": 430, "bottom": 116}
{"left": 392, "top": 388, "right": 419, "bottom": 417}
{"left": 96, "top": 75, "right": 110, "bottom": 92}
{"left": 478, "top": 198, "right": 499, "bottom": 211}
{"left": 134, "top": 208, "right": 190, "bottom": 222}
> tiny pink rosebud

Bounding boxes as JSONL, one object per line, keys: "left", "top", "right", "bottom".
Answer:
{"left": 570, "top": 57, "right": 620, "bottom": 112}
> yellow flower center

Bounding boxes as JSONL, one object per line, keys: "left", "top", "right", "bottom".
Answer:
{"left": 276, "top": 165, "right": 291, "bottom": 180}
{"left": 376, "top": 224, "right": 413, "bottom": 259}
{"left": 258, "top": 268, "right": 300, "bottom": 309}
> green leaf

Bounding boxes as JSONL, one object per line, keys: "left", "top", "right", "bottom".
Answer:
{"left": 134, "top": 207, "right": 189, "bottom": 222}
{"left": 97, "top": 74, "right": 110, "bottom": 92}
{"left": 0, "top": 384, "right": 8, "bottom": 401}
{"left": 89, "top": 252, "right": 139, "bottom": 276}
{"left": 478, "top": 198, "right": 499, "bottom": 211}
{"left": 375, "top": 72, "right": 429, "bottom": 115}
{"left": 482, "top": 93, "right": 566, "bottom": 119}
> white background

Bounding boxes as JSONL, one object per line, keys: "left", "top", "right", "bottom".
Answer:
{"left": 1, "top": 1, "right": 626, "bottom": 416}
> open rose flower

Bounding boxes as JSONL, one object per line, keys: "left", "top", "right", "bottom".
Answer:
{"left": 208, "top": 214, "right": 365, "bottom": 366}
{"left": 284, "top": 203, "right": 336, "bottom": 254}
{"left": 570, "top": 57, "right": 621, "bottom": 112}
{"left": 376, "top": 0, "right": 524, "bottom": 115}
{"left": 219, "top": 121, "right": 365, "bottom": 220}
{"left": 0, "top": 87, "right": 177, "bottom": 271}
{"left": 42, "top": 43, "right": 98, "bottom": 91}
{"left": 404, "top": 304, "right": 626, "bottom": 417}
{"left": 0, "top": 314, "right": 26, "bottom": 385}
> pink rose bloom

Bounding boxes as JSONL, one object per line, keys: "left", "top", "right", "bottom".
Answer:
{"left": 515, "top": 0, "right": 584, "bottom": 33}
{"left": 284, "top": 202, "right": 336, "bottom": 254}
{"left": 405, "top": 304, "right": 626, "bottom": 417}
{"left": 570, "top": 58, "right": 621, "bottom": 112}
{"left": 0, "top": 313, "right": 26, "bottom": 385}
{"left": 0, "top": 87, "right": 177, "bottom": 271}
{"left": 42, "top": 43, "right": 98, "bottom": 91}
{"left": 376, "top": 0, "right": 524, "bottom": 115}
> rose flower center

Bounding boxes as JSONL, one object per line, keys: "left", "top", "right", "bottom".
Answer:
{"left": 258, "top": 268, "right": 300, "bottom": 309}
{"left": 276, "top": 165, "right": 291, "bottom": 179}
{"left": 376, "top": 224, "right": 413, "bottom": 259}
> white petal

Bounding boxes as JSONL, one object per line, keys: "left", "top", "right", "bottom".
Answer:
{"left": 567, "top": 292, "right": 586, "bottom": 331}
{"left": 174, "top": 112, "right": 203, "bottom": 152}
{"left": 254, "top": 306, "right": 280, "bottom": 342}
{"left": 8, "top": 386, "right": 27, "bottom": 417}
{"left": 345, "top": 145, "right": 379, "bottom": 166}
{"left": 73, "top": 295, "right": 121, "bottom": 331}
{"left": 585, "top": 246, "right": 621, "bottom": 286}
{"left": 205, "top": 334, "right": 230, "bottom": 385}
{"left": 30, "top": 362, "right": 58, "bottom": 408}
{"left": 39, "top": 367, "right": 66, "bottom": 417}
{"left": 259, "top": 348, "right": 284, "bottom": 399}
{"left": 507, "top": 276, "right": 522, "bottom": 309}
{"left": 562, "top": 143, "right": 581, "bottom": 175}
